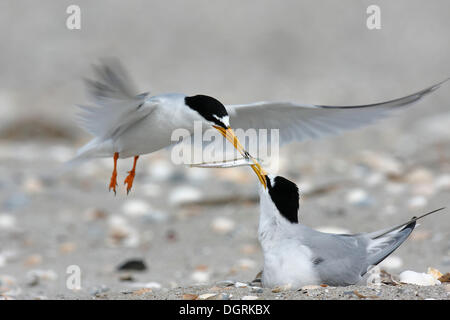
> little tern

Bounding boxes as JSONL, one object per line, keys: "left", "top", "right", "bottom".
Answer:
{"left": 71, "top": 59, "right": 264, "bottom": 193}
{"left": 257, "top": 174, "right": 444, "bottom": 288}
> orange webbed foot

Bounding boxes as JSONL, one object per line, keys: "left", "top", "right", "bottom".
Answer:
{"left": 124, "top": 156, "right": 139, "bottom": 195}
{"left": 109, "top": 152, "right": 119, "bottom": 195}
{"left": 124, "top": 170, "right": 135, "bottom": 195}
{"left": 109, "top": 171, "right": 118, "bottom": 195}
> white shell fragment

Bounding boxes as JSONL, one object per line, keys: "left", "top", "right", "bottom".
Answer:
{"left": 234, "top": 282, "right": 248, "bottom": 288}
{"left": 435, "top": 174, "right": 450, "bottom": 191}
{"left": 407, "top": 196, "right": 427, "bottom": 209}
{"left": 146, "top": 159, "right": 173, "bottom": 181}
{"left": 211, "top": 217, "right": 236, "bottom": 234}
{"left": 0, "top": 214, "right": 16, "bottom": 229}
{"left": 122, "top": 200, "right": 151, "bottom": 217}
{"left": 129, "top": 282, "right": 162, "bottom": 289}
{"left": 399, "top": 270, "right": 441, "bottom": 286}
{"left": 168, "top": 186, "right": 202, "bottom": 206}
{"left": 346, "top": 189, "right": 372, "bottom": 206}
{"left": 198, "top": 293, "right": 217, "bottom": 300}
{"left": 241, "top": 296, "right": 259, "bottom": 300}
{"left": 190, "top": 271, "right": 210, "bottom": 284}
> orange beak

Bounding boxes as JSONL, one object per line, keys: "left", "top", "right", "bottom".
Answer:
{"left": 213, "top": 126, "right": 267, "bottom": 189}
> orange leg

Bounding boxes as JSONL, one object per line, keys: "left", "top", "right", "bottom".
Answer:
{"left": 124, "top": 156, "right": 139, "bottom": 195}
{"left": 109, "top": 152, "right": 119, "bottom": 195}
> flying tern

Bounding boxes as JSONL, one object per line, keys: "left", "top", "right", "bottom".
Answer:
{"left": 71, "top": 59, "right": 264, "bottom": 193}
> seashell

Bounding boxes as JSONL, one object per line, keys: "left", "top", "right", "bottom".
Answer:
{"left": 427, "top": 267, "right": 443, "bottom": 280}
{"left": 399, "top": 270, "right": 440, "bottom": 286}
{"left": 198, "top": 293, "right": 218, "bottom": 300}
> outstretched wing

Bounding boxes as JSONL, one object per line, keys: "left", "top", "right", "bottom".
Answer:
{"left": 76, "top": 58, "right": 154, "bottom": 140}
{"left": 226, "top": 79, "right": 448, "bottom": 146}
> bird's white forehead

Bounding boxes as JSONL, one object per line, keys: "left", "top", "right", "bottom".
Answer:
{"left": 213, "top": 115, "right": 230, "bottom": 127}
{"left": 267, "top": 174, "right": 276, "bottom": 187}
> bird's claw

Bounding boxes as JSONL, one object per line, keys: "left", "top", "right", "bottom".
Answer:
{"left": 124, "top": 170, "right": 135, "bottom": 195}
{"left": 109, "top": 172, "right": 118, "bottom": 195}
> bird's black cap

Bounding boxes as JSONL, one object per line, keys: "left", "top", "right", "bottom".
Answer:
{"left": 265, "top": 175, "right": 300, "bottom": 223}
{"left": 185, "top": 95, "right": 229, "bottom": 129}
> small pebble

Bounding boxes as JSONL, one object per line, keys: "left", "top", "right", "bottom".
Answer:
{"left": 346, "top": 189, "right": 372, "bottom": 207}
{"left": 301, "top": 285, "right": 321, "bottom": 290}
{"left": 241, "top": 295, "right": 259, "bottom": 300}
{"left": 235, "top": 282, "right": 248, "bottom": 288}
{"left": 26, "top": 269, "right": 58, "bottom": 286}
{"left": 117, "top": 259, "right": 147, "bottom": 271}
{"left": 24, "top": 254, "right": 43, "bottom": 266}
{"left": 405, "top": 168, "right": 434, "bottom": 185}
{"left": 236, "top": 258, "right": 257, "bottom": 270}
{"left": 251, "top": 287, "right": 264, "bottom": 293}
{"left": 216, "top": 280, "right": 235, "bottom": 287}
{"left": 0, "top": 214, "right": 15, "bottom": 230}
{"left": 207, "top": 293, "right": 232, "bottom": 300}
{"left": 23, "top": 176, "right": 44, "bottom": 194}
{"left": 407, "top": 196, "right": 427, "bottom": 209}
{"left": 89, "top": 285, "right": 110, "bottom": 296}
{"left": 122, "top": 200, "right": 151, "bottom": 217}
{"left": 83, "top": 208, "right": 107, "bottom": 220}
{"left": 435, "top": 174, "right": 450, "bottom": 191}
{"left": 129, "top": 282, "right": 161, "bottom": 289}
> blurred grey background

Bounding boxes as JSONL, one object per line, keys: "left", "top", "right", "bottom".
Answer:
{"left": 0, "top": 1, "right": 449, "bottom": 299}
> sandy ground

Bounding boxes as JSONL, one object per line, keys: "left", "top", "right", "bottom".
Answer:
{"left": 0, "top": 1, "right": 449, "bottom": 300}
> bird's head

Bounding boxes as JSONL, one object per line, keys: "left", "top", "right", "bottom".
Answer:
{"left": 185, "top": 95, "right": 230, "bottom": 129}
{"left": 261, "top": 174, "right": 300, "bottom": 223}
{"left": 185, "top": 94, "right": 267, "bottom": 188}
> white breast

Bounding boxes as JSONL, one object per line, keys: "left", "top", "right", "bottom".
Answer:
{"left": 258, "top": 190, "right": 320, "bottom": 289}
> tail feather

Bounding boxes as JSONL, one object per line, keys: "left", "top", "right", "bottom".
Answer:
{"left": 65, "top": 138, "right": 113, "bottom": 168}
{"left": 365, "top": 207, "right": 445, "bottom": 268}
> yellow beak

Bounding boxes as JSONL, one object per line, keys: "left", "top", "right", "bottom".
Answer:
{"left": 213, "top": 126, "right": 267, "bottom": 189}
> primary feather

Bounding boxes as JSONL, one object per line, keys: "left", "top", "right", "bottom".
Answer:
{"left": 76, "top": 59, "right": 152, "bottom": 141}
{"left": 226, "top": 79, "right": 448, "bottom": 146}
